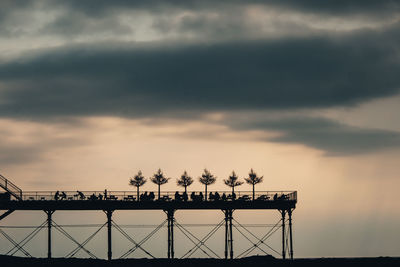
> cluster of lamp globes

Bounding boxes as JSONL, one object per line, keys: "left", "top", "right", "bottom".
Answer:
{"left": 129, "top": 168, "right": 264, "bottom": 200}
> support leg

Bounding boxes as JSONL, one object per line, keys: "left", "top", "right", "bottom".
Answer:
{"left": 106, "top": 210, "right": 113, "bottom": 261}
{"left": 166, "top": 209, "right": 175, "bottom": 259}
{"left": 229, "top": 210, "right": 233, "bottom": 259}
{"left": 224, "top": 210, "right": 228, "bottom": 259}
{"left": 281, "top": 210, "right": 286, "bottom": 260}
{"left": 288, "top": 209, "right": 294, "bottom": 260}
{"left": 45, "top": 210, "right": 54, "bottom": 259}
{"left": 170, "top": 210, "right": 174, "bottom": 259}
{"left": 167, "top": 214, "right": 171, "bottom": 259}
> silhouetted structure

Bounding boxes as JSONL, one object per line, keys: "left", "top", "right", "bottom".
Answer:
{"left": 0, "top": 173, "right": 297, "bottom": 261}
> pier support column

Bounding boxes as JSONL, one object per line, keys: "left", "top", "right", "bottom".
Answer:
{"left": 223, "top": 209, "right": 234, "bottom": 259}
{"left": 45, "top": 210, "right": 55, "bottom": 259}
{"left": 288, "top": 209, "right": 294, "bottom": 260}
{"left": 224, "top": 210, "right": 228, "bottom": 259}
{"left": 280, "top": 210, "right": 286, "bottom": 259}
{"left": 229, "top": 210, "right": 233, "bottom": 259}
{"left": 106, "top": 210, "right": 113, "bottom": 261}
{"left": 166, "top": 209, "right": 175, "bottom": 259}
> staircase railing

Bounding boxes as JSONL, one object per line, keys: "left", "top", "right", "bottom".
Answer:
{"left": 0, "top": 174, "right": 22, "bottom": 200}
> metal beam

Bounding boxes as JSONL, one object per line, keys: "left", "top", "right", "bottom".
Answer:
{"left": 229, "top": 210, "right": 233, "bottom": 259}
{"left": 117, "top": 219, "right": 165, "bottom": 259}
{"left": 0, "top": 229, "right": 32, "bottom": 257}
{"left": 288, "top": 209, "right": 293, "bottom": 260}
{"left": 223, "top": 209, "right": 233, "bottom": 259}
{"left": 171, "top": 211, "right": 174, "bottom": 259}
{"left": 0, "top": 209, "right": 14, "bottom": 221}
{"left": 224, "top": 211, "right": 228, "bottom": 259}
{"left": 280, "top": 210, "right": 286, "bottom": 259}
{"left": 166, "top": 209, "right": 175, "bottom": 259}
{"left": 167, "top": 214, "right": 170, "bottom": 259}
{"left": 105, "top": 210, "right": 113, "bottom": 261}
{"left": 178, "top": 218, "right": 224, "bottom": 259}
{"left": 45, "top": 210, "right": 54, "bottom": 259}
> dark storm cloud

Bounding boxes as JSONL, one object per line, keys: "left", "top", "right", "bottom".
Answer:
{"left": 40, "top": 12, "right": 132, "bottom": 37}
{"left": 0, "top": 23, "right": 400, "bottom": 119}
{"left": 227, "top": 116, "right": 400, "bottom": 155}
{"left": 1, "top": 1, "right": 400, "bottom": 156}
{"left": 39, "top": 1, "right": 400, "bottom": 38}
{"left": 2, "top": 0, "right": 399, "bottom": 38}
{"left": 55, "top": 0, "right": 400, "bottom": 16}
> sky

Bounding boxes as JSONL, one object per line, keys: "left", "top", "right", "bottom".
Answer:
{"left": 1, "top": 0, "right": 400, "bottom": 259}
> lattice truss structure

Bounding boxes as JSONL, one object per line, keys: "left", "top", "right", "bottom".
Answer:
{"left": 0, "top": 209, "right": 294, "bottom": 260}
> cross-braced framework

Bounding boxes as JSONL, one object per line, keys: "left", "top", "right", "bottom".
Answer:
{"left": 0, "top": 208, "right": 295, "bottom": 260}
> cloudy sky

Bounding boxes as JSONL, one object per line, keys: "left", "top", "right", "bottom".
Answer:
{"left": 1, "top": 0, "right": 400, "bottom": 258}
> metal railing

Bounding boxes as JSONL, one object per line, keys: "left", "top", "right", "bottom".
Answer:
{"left": 0, "top": 174, "right": 22, "bottom": 200}
{"left": 18, "top": 190, "right": 297, "bottom": 202}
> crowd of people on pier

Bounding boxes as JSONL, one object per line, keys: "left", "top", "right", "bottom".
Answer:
{"left": 50, "top": 190, "right": 289, "bottom": 202}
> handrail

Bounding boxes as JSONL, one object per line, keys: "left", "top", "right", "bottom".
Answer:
{"left": 17, "top": 190, "right": 297, "bottom": 202}
{"left": 0, "top": 174, "right": 23, "bottom": 200}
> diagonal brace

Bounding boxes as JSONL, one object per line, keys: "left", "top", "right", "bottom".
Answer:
{"left": 117, "top": 219, "right": 166, "bottom": 259}
{"left": 180, "top": 218, "right": 225, "bottom": 259}
{"left": 52, "top": 221, "right": 98, "bottom": 259}
{"left": 66, "top": 222, "right": 107, "bottom": 258}
{"left": 0, "top": 229, "right": 32, "bottom": 257}
{"left": 0, "top": 210, "right": 15, "bottom": 221}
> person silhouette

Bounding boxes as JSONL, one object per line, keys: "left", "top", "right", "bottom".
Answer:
{"left": 54, "top": 191, "right": 60, "bottom": 201}
{"left": 149, "top": 192, "right": 155, "bottom": 201}
{"left": 199, "top": 192, "right": 204, "bottom": 201}
{"left": 77, "top": 191, "right": 85, "bottom": 200}
{"left": 175, "top": 191, "right": 180, "bottom": 201}
{"left": 222, "top": 193, "right": 227, "bottom": 201}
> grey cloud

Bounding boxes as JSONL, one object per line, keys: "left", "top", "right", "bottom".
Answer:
{"left": 2, "top": 0, "right": 399, "bottom": 39}
{"left": 0, "top": 143, "right": 43, "bottom": 165}
{"left": 151, "top": 10, "right": 313, "bottom": 41}
{"left": 40, "top": 1, "right": 400, "bottom": 39}
{"left": 0, "top": 1, "right": 40, "bottom": 37}
{"left": 0, "top": 24, "right": 400, "bottom": 119}
{"left": 53, "top": 0, "right": 400, "bottom": 17}
{"left": 265, "top": 0, "right": 400, "bottom": 16}
{"left": 226, "top": 116, "right": 400, "bottom": 155}
{"left": 40, "top": 12, "right": 133, "bottom": 37}
{"left": 0, "top": 124, "right": 89, "bottom": 165}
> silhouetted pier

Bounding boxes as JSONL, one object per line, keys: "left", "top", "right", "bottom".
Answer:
{"left": 0, "top": 174, "right": 297, "bottom": 261}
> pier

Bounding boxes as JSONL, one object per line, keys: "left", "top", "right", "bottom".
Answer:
{"left": 0, "top": 174, "right": 297, "bottom": 260}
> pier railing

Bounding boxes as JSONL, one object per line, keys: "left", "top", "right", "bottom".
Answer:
{"left": 17, "top": 190, "right": 297, "bottom": 202}
{"left": 0, "top": 174, "right": 22, "bottom": 200}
